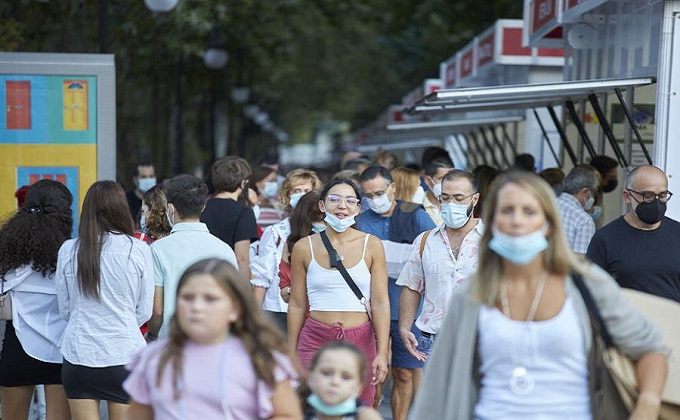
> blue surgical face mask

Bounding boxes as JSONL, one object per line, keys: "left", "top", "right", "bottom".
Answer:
{"left": 140, "top": 212, "right": 147, "bottom": 233}
{"left": 262, "top": 181, "right": 278, "bottom": 199}
{"left": 441, "top": 202, "right": 472, "bottom": 229}
{"left": 322, "top": 203, "right": 355, "bottom": 233}
{"left": 311, "top": 222, "right": 326, "bottom": 233}
{"left": 138, "top": 177, "right": 156, "bottom": 193}
{"left": 289, "top": 192, "right": 305, "bottom": 209}
{"left": 306, "top": 394, "right": 357, "bottom": 417}
{"left": 488, "top": 225, "right": 549, "bottom": 265}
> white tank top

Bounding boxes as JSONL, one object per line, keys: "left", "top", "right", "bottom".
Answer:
{"left": 474, "top": 297, "right": 591, "bottom": 420}
{"left": 306, "top": 234, "right": 372, "bottom": 312}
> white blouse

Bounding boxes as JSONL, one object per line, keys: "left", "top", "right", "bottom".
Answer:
{"left": 250, "top": 218, "right": 290, "bottom": 312}
{"left": 3, "top": 266, "right": 67, "bottom": 363}
{"left": 55, "top": 233, "right": 154, "bottom": 367}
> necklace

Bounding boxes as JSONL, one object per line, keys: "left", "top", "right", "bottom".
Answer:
{"left": 499, "top": 271, "right": 549, "bottom": 395}
{"left": 500, "top": 271, "right": 548, "bottom": 321}
{"left": 329, "top": 235, "right": 350, "bottom": 261}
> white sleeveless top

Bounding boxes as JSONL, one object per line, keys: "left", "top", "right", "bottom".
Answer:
{"left": 474, "top": 297, "right": 591, "bottom": 420}
{"left": 306, "top": 235, "right": 372, "bottom": 312}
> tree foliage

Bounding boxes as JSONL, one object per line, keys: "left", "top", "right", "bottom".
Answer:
{"left": 1, "top": 0, "right": 521, "bottom": 181}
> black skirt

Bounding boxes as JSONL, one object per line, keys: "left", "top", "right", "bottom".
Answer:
{"left": 0, "top": 321, "right": 63, "bottom": 387}
{"left": 61, "top": 360, "right": 130, "bottom": 404}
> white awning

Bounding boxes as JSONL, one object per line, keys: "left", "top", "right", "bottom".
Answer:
{"left": 411, "top": 76, "right": 655, "bottom": 113}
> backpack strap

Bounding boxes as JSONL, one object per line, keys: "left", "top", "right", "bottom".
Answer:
{"left": 419, "top": 229, "right": 432, "bottom": 259}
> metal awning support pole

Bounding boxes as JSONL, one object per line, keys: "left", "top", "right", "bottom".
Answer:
{"left": 478, "top": 127, "right": 502, "bottom": 168}
{"left": 588, "top": 93, "right": 629, "bottom": 168}
{"left": 489, "top": 126, "right": 511, "bottom": 169}
{"left": 547, "top": 105, "right": 578, "bottom": 165}
{"left": 614, "top": 87, "right": 653, "bottom": 164}
{"left": 533, "top": 108, "right": 561, "bottom": 168}
{"left": 500, "top": 123, "right": 518, "bottom": 159}
{"left": 467, "top": 132, "right": 489, "bottom": 166}
{"left": 565, "top": 100, "right": 597, "bottom": 159}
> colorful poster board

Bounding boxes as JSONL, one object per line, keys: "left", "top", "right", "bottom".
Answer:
{"left": 0, "top": 53, "right": 115, "bottom": 237}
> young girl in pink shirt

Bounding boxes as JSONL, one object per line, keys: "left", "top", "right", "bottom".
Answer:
{"left": 124, "top": 258, "right": 302, "bottom": 419}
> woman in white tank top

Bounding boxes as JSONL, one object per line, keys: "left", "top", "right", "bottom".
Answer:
{"left": 287, "top": 179, "right": 390, "bottom": 408}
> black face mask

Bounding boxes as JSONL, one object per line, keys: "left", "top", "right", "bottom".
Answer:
{"left": 635, "top": 199, "right": 666, "bottom": 225}
{"left": 602, "top": 178, "right": 618, "bottom": 193}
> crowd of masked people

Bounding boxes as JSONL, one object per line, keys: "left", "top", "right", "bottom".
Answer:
{"left": 0, "top": 146, "right": 677, "bottom": 420}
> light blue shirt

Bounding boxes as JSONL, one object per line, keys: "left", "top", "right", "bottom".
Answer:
{"left": 151, "top": 222, "right": 237, "bottom": 338}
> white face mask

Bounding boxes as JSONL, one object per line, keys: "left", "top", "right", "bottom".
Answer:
{"left": 138, "top": 177, "right": 156, "bottom": 193}
{"left": 412, "top": 186, "right": 426, "bottom": 204}
{"left": 431, "top": 182, "right": 442, "bottom": 198}
{"left": 322, "top": 203, "right": 356, "bottom": 233}
{"left": 584, "top": 190, "right": 595, "bottom": 211}
{"left": 165, "top": 204, "right": 175, "bottom": 227}
{"left": 367, "top": 193, "right": 392, "bottom": 214}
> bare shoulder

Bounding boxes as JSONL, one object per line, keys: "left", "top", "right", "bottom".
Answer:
{"left": 357, "top": 407, "right": 384, "bottom": 420}
{"left": 364, "top": 233, "right": 384, "bottom": 249}
{"left": 292, "top": 234, "right": 313, "bottom": 257}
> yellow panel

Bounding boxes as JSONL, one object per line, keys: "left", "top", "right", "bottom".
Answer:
{"left": 63, "top": 80, "right": 89, "bottom": 131}
{"left": 0, "top": 144, "right": 97, "bottom": 218}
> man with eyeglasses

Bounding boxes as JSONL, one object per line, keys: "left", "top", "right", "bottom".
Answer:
{"left": 587, "top": 165, "right": 680, "bottom": 302}
{"left": 355, "top": 165, "right": 435, "bottom": 420}
{"left": 397, "top": 169, "right": 483, "bottom": 362}
{"left": 556, "top": 165, "right": 600, "bottom": 255}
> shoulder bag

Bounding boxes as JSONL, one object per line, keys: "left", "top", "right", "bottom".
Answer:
{"left": 319, "top": 231, "right": 372, "bottom": 323}
{"left": 573, "top": 273, "right": 680, "bottom": 420}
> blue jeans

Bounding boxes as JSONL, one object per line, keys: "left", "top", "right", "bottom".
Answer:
{"left": 417, "top": 333, "right": 435, "bottom": 358}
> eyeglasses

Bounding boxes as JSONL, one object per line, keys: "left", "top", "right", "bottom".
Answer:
{"left": 326, "top": 194, "right": 360, "bottom": 207}
{"left": 363, "top": 187, "right": 390, "bottom": 200}
{"left": 627, "top": 189, "right": 673, "bottom": 203}
{"left": 438, "top": 192, "right": 476, "bottom": 205}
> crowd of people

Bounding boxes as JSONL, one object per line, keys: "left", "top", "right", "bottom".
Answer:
{"left": 0, "top": 146, "right": 676, "bottom": 420}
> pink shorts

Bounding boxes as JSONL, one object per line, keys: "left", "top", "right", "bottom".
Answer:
{"left": 297, "top": 317, "right": 376, "bottom": 407}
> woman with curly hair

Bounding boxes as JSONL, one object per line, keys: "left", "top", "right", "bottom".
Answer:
{"left": 0, "top": 179, "right": 73, "bottom": 420}
{"left": 124, "top": 258, "right": 301, "bottom": 419}
{"left": 135, "top": 184, "right": 172, "bottom": 244}
{"left": 55, "top": 181, "right": 154, "bottom": 420}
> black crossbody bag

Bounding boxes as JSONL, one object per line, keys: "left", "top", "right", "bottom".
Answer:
{"left": 319, "top": 231, "right": 373, "bottom": 322}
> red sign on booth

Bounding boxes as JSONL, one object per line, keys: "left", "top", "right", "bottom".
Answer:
{"left": 502, "top": 27, "right": 532, "bottom": 56}
{"left": 477, "top": 33, "right": 495, "bottom": 69}
{"left": 531, "top": 0, "right": 558, "bottom": 35}
{"left": 460, "top": 49, "right": 474, "bottom": 79}
{"left": 445, "top": 61, "right": 457, "bottom": 87}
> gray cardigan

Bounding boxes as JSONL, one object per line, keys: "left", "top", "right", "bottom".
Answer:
{"left": 409, "top": 268, "right": 666, "bottom": 420}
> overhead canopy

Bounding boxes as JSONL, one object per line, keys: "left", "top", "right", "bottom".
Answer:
{"left": 411, "top": 77, "right": 655, "bottom": 113}
{"left": 409, "top": 76, "right": 656, "bottom": 167}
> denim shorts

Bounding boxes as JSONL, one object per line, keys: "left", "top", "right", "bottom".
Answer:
{"left": 417, "top": 331, "right": 435, "bottom": 358}
{"left": 389, "top": 320, "right": 425, "bottom": 369}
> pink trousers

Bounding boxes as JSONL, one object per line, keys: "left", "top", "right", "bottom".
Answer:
{"left": 297, "top": 317, "right": 376, "bottom": 407}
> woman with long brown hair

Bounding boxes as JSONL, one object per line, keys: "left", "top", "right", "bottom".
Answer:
{"left": 55, "top": 181, "right": 154, "bottom": 420}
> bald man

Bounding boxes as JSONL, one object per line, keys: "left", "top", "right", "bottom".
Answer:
{"left": 587, "top": 165, "right": 680, "bottom": 302}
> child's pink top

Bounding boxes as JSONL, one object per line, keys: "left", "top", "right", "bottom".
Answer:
{"left": 123, "top": 337, "right": 297, "bottom": 419}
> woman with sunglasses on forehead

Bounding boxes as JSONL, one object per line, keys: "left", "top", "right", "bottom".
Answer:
{"left": 288, "top": 178, "right": 390, "bottom": 409}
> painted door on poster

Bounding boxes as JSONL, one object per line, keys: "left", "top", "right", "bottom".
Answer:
{"left": 6, "top": 81, "right": 31, "bottom": 130}
{"left": 63, "top": 80, "right": 88, "bottom": 131}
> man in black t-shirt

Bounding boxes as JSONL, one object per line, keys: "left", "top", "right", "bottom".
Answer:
{"left": 201, "top": 156, "right": 259, "bottom": 281}
{"left": 587, "top": 165, "right": 680, "bottom": 302}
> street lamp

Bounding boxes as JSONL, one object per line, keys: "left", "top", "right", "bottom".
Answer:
{"left": 144, "top": 0, "right": 179, "bottom": 12}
